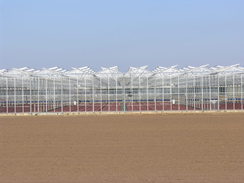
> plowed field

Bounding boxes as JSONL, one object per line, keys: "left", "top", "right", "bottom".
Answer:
{"left": 1, "top": 113, "right": 244, "bottom": 182}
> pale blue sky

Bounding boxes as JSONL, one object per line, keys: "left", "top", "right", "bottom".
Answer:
{"left": 0, "top": 0, "right": 243, "bottom": 71}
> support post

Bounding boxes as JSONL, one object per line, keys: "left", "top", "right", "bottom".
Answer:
{"left": 30, "top": 77, "right": 32, "bottom": 114}
{"left": 61, "top": 78, "right": 63, "bottom": 113}
{"left": 53, "top": 78, "right": 55, "bottom": 113}
{"left": 131, "top": 75, "right": 133, "bottom": 111}
{"left": 14, "top": 78, "right": 16, "bottom": 114}
{"left": 217, "top": 74, "right": 220, "bottom": 111}
{"left": 116, "top": 74, "right": 118, "bottom": 112}
{"left": 178, "top": 75, "right": 180, "bottom": 111}
{"left": 69, "top": 77, "right": 71, "bottom": 113}
{"left": 154, "top": 77, "right": 156, "bottom": 111}
{"left": 193, "top": 76, "right": 196, "bottom": 111}
{"left": 108, "top": 76, "right": 110, "bottom": 112}
{"left": 162, "top": 77, "right": 164, "bottom": 111}
{"left": 170, "top": 75, "right": 172, "bottom": 111}
{"left": 186, "top": 75, "right": 188, "bottom": 111}
{"left": 45, "top": 78, "right": 48, "bottom": 113}
{"left": 77, "top": 76, "right": 79, "bottom": 113}
{"left": 241, "top": 74, "right": 243, "bottom": 110}
{"left": 233, "top": 74, "right": 235, "bottom": 110}
{"left": 139, "top": 76, "right": 141, "bottom": 112}
{"left": 85, "top": 76, "right": 87, "bottom": 112}
{"left": 147, "top": 76, "right": 149, "bottom": 111}
{"left": 201, "top": 75, "right": 204, "bottom": 111}
{"left": 123, "top": 74, "right": 126, "bottom": 112}
{"left": 22, "top": 77, "right": 24, "bottom": 113}
{"left": 37, "top": 77, "right": 40, "bottom": 113}
{"left": 92, "top": 76, "right": 95, "bottom": 112}
{"left": 209, "top": 75, "right": 211, "bottom": 111}
{"left": 6, "top": 78, "right": 8, "bottom": 114}
{"left": 225, "top": 75, "right": 227, "bottom": 111}
{"left": 100, "top": 76, "right": 102, "bottom": 112}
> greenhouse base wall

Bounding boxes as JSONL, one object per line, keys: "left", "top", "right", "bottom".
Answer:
{"left": 0, "top": 109, "right": 244, "bottom": 117}
{"left": 1, "top": 101, "right": 244, "bottom": 115}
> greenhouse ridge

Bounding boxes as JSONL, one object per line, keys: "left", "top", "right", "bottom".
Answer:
{"left": 0, "top": 65, "right": 244, "bottom": 114}
{"left": 1, "top": 65, "right": 244, "bottom": 77}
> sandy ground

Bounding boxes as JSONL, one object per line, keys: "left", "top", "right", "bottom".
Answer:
{"left": 0, "top": 113, "right": 244, "bottom": 183}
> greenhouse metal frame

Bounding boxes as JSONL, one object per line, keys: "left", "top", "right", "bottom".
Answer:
{"left": 0, "top": 65, "right": 244, "bottom": 114}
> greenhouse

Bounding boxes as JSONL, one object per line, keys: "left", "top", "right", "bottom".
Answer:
{"left": 0, "top": 65, "right": 244, "bottom": 114}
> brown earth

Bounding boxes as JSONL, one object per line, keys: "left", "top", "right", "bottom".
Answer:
{"left": 0, "top": 113, "right": 244, "bottom": 183}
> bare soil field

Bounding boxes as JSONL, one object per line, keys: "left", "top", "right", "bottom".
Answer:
{"left": 0, "top": 113, "right": 244, "bottom": 183}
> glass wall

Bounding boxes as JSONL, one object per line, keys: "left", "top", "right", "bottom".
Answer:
{"left": 0, "top": 68, "right": 244, "bottom": 114}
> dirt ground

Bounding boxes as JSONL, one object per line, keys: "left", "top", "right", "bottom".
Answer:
{"left": 0, "top": 113, "right": 244, "bottom": 183}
